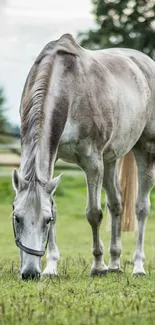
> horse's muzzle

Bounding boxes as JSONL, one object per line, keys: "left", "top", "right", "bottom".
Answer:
{"left": 22, "top": 270, "right": 41, "bottom": 280}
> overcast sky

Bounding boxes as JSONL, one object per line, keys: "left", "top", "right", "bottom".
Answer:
{"left": 0, "top": 0, "right": 95, "bottom": 125}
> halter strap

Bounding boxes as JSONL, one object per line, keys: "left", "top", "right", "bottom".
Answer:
{"left": 12, "top": 218, "right": 49, "bottom": 257}
{"left": 15, "top": 239, "right": 46, "bottom": 257}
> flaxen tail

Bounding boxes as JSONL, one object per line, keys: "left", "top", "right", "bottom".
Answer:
{"left": 119, "top": 151, "right": 138, "bottom": 231}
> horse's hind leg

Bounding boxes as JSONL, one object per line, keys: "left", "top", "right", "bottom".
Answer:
{"left": 82, "top": 154, "right": 108, "bottom": 276}
{"left": 103, "top": 161, "right": 122, "bottom": 271}
{"left": 132, "top": 148, "right": 155, "bottom": 275}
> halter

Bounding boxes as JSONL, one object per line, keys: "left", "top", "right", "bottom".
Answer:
{"left": 12, "top": 218, "right": 49, "bottom": 257}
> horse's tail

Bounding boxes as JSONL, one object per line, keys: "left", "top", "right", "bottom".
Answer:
{"left": 119, "top": 151, "right": 138, "bottom": 231}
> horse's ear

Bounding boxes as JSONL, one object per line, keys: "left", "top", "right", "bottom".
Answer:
{"left": 12, "top": 169, "right": 19, "bottom": 191}
{"left": 12, "top": 169, "right": 28, "bottom": 192}
{"left": 45, "top": 174, "right": 63, "bottom": 195}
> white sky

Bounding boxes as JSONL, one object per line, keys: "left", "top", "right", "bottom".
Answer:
{"left": 0, "top": 0, "right": 95, "bottom": 125}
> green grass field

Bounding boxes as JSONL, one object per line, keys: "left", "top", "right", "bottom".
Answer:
{"left": 1, "top": 171, "right": 155, "bottom": 325}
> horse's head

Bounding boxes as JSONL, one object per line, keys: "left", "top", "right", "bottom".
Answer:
{"left": 12, "top": 169, "right": 62, "bottom": 280}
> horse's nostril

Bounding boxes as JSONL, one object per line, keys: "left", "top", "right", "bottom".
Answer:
{"left": 22, "top": 271, "right": 40, "bottom": 281}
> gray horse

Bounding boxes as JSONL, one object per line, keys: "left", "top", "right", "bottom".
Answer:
{"left": 12, "top": 34, "right": 155, "bottom": 280}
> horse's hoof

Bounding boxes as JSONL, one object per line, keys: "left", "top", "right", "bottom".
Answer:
{"left": 132, "top": 266, "right": 146, "bottom": 276}
{"left": 90, "top": 268, "right": 108, "bottom": 277}
{"left": 108, "top": 268, "right": 123, "bottom": 273}
{"left": 42, "top": 270, "right": 59, "bottom": 278}
{"left": 132, "top": 271, "right": 146, "bottom": 276}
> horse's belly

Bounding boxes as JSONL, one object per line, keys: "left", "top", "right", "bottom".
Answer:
{"left": 103, "top": 109, "right": 148, "bottom": 161}
{"left": 57, "top": 143, "right": 78, "bottom": 163}
{"left": 135, "top": 115, "right": 155, "bottom": 153}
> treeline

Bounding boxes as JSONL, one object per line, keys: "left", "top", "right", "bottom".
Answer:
{"left": 0, "top": 88, "right": 20, "bottom": 143}
{"left": 80, "top": 0, "right": 155, "bottom": 59}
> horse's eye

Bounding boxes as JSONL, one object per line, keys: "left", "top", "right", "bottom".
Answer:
{"left": 46, "top": 217, "right": 53, "bottom": 225}
{"left": 14, "top": 216, "right": 20, "bottom": 223}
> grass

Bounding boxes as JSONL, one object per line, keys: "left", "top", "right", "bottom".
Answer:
{"left": 1, "top": 171, "right": 155, "bottom": 325}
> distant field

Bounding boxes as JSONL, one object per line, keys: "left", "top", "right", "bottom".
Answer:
{"left": 1, "top": 170, "right": 155, "bottom": 325}
{"left": 0, "top": 149, "right": 80, "bottom": 172}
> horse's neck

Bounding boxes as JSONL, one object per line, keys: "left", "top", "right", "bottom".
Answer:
{"left": 36, "top": 133, "right": 56, "bottom": 182}
{"left": 20, "top": 124, "right": 56, "bottom": 182}
{"left": 20, "top": 51, "right": 71, "bottom": 182}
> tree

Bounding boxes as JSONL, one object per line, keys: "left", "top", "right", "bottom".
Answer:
{"left": 0, "top": 88, "right": 20, "bottom": 155}
{"left": 80, "top": 0, "right": 155, "bottom": 59}
{"left": 0, "top": 88, "right": 8, "bottom": 133}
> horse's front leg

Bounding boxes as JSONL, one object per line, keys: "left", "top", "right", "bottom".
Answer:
{"left": 83, "top": 155, "right": 108, "bottom": 276}
{"left": 42, "top": 221, "right": 60, "bottom": 276}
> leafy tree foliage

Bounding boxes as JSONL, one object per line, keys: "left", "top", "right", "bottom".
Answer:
{"left": 80, "top": 0, "right": 155, "bottom": 59}
{"left": 0, "top": 88, "right": 8, "bottom": 133}
{"left": 0, "top": 88, "right": 20, "bottom": 148}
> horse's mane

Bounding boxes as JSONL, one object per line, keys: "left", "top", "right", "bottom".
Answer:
{"left": 20, "top": 34, "right": 79, "bottom": 181}
{"left": 20, "top": 50, "right": 54, "bottom": 181}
